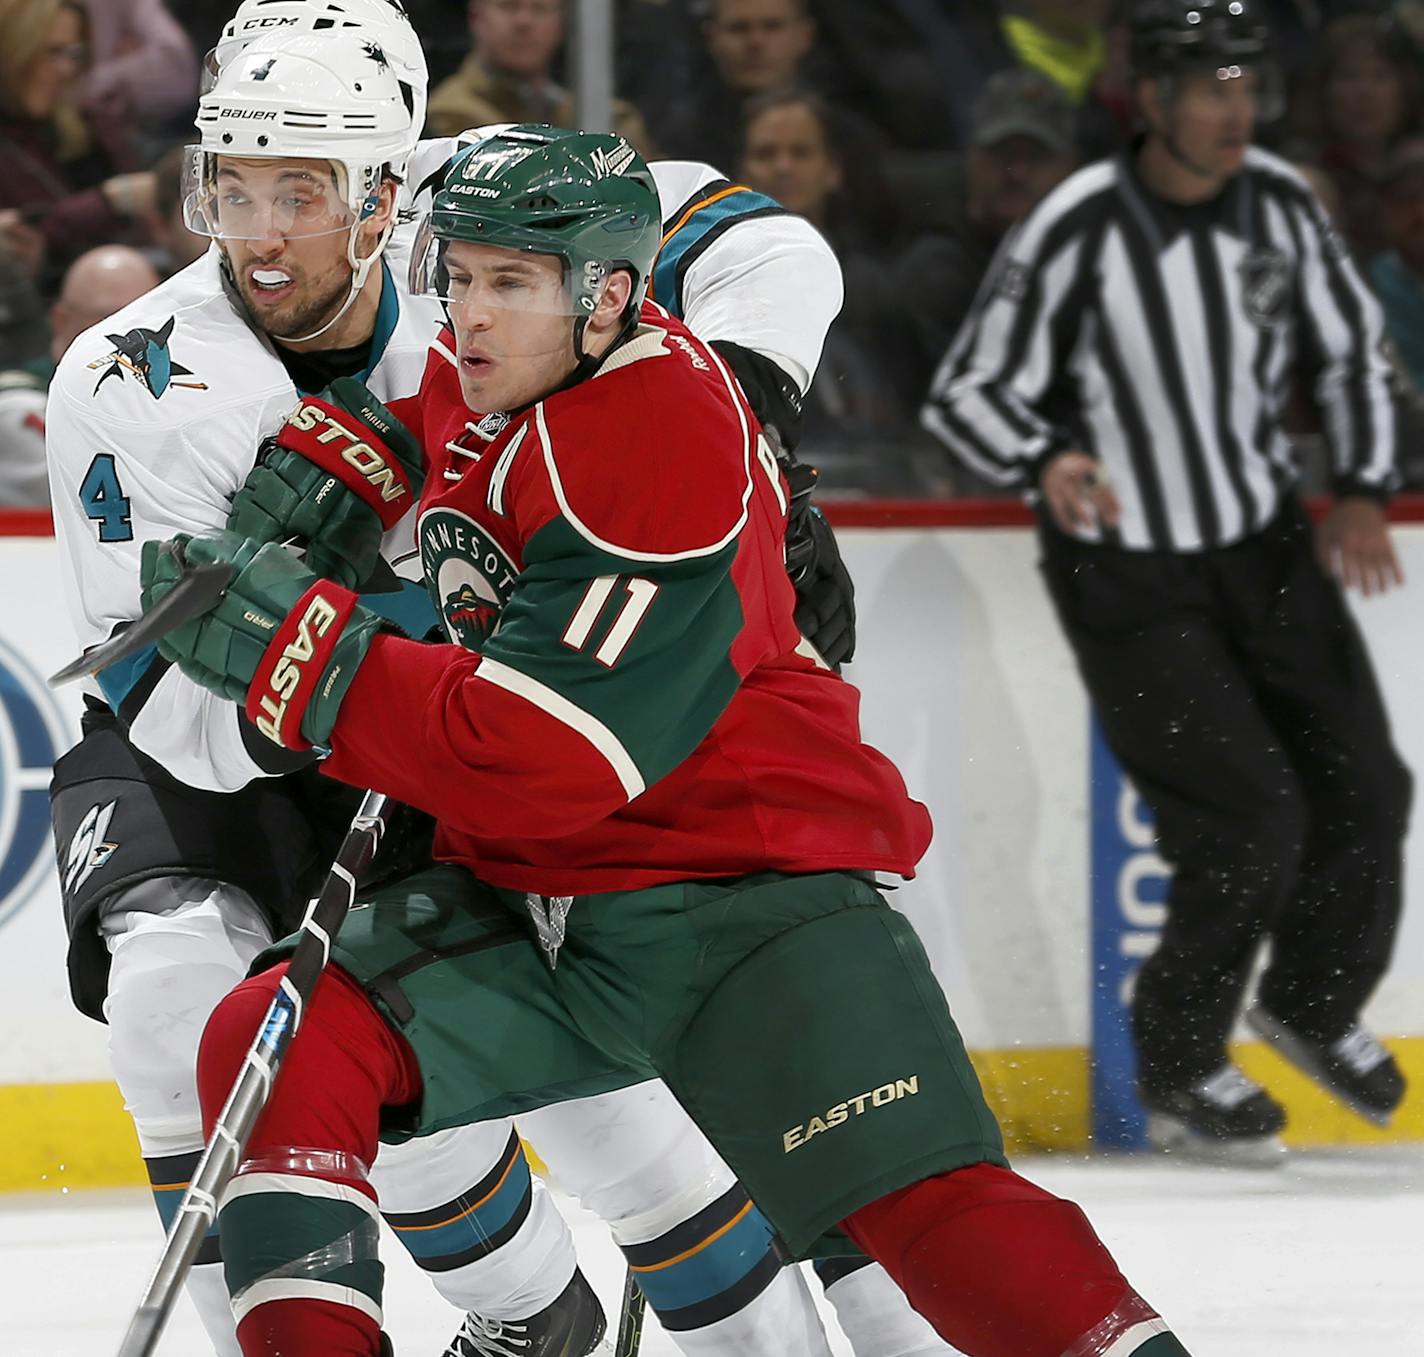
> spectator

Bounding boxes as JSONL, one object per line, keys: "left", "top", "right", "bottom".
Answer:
{"left": 740, "top": 91, "right": 842, "bottom": 231}
{"left": 47, "top": 242, "right": 160, "bottom": 371}
{"left": 1295, "top": 159, "right": 1345, "bottom": 223}
{"left": 1078, "top": 3, "right": 1138, "bottom": 159}
{"left": 80, "top": 0, "right": 198, "bottom": 152}
{"left": 425, "top": 0, "right": 656, "bottom": 155}
{"left": 1289, "top": 12, "right": 1423, "bottom": 259}
{"left": 0, "top": 235, "right": 50, "bottom": 506}
{"left": 0, "top": 239, "right": 49, "bottom": 372}
{"left": 0, "top": 0, "right": 155, "bottom": 290}
{"left": 804, "top": 2, "right": 1013, "bottom": 154}
{"left": 1371, "top": 139, "right": 1424, "bottom": 391}
{"left": 999, "top": 0, "right": 1114, "bottom": 106}
{"left": 1400, "top": 0, "right": 1424, "bottom": 46}
{"left": 0, "top": 242, "right": 157, "bottom": 507}
{"left": 146, "top": 144, "right": 209, "bottom": 276}
{"left": 661, "top": 0, "right": 816, "bottom": 171}
{"left": 738, "top": 92, "right": 923, "bottom": 489}
{"left": 0, "top": 362, "right": 48, "bottom": 506}
{"left": 897, "top": 69, "right": 1079, "bottom": 409}
{"left": 0, "top": 241, "right": 48, "bottom": 506}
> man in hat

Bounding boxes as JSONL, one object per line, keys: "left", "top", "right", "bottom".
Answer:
{"left": 899, "top": 68, "right": 1079, "bottom": 406}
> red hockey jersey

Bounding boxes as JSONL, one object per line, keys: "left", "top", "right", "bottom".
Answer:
{"left": 324, "top": 302, "right": 931, "bottom": 894}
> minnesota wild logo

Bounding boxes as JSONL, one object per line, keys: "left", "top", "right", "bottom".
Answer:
{"left": 88, "top": 317, "right": 208, "bottom": 399}
{"left": 419, "top": 507, "right": 519, "bottom": 650}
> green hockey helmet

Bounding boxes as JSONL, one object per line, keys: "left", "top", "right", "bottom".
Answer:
{"left": 409, "top": 125, "right": 661, "bottom": 329}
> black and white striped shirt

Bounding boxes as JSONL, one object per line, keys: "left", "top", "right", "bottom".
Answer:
{"left": 922, "top": 146, "right": 1397, "bottom": 552}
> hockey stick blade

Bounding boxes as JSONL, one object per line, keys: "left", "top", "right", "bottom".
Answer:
{"left": 115, "top": 1306, "right": 164, "bottom": 1357}
{"left": 49, "top": 561, "right": 234, "bottom": 687}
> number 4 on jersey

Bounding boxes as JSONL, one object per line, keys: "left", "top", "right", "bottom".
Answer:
{"left": 79, "top": 453, "right": 134, "bottom": 542}
{"left": 562, "top": 576, "right": 660, "bottom": 667}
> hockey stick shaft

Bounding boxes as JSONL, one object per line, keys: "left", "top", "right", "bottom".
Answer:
{"left": 613, "top": 1269, "right": 647, "bottom": 1357}
{"left": 115, "top": 790, "right": 392, "bottom": 1357}
{"left": 49, "top": 559, "right": 235, "bottom": 687}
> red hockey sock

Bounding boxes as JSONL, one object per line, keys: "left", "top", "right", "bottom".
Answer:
{"left": 843, "top": 1163, "right": 1162, "bottom": 1357}
{"left": 198, "top": 963, "right": 420, "bottom": 1357}
{"left": 236, "top": 1296, "right": 383, "bottom": 1357}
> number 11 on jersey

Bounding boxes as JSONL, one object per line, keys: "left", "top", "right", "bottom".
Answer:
{"left": 562, "top": 576, "right": 660, "bottom": 668}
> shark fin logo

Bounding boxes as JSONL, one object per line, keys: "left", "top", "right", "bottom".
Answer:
{"left": 88, "top": 317, "right": 209, "bottom": 400}
{"left": 62, "top": 799, "right": 120, "bottom": 898}
{"left": 363, "top": 40, "right": 389, "bottom": 71}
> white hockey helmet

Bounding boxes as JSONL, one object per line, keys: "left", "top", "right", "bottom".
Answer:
{"left": 205, "top": 0, "right": 428, "bottom": 138}
{"left": 186, "top": 29, "right": 415, "bottom": 340}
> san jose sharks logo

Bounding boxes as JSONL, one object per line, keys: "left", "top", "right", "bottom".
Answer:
{"left": 62, "top": 799, "right": 120, "bottom": 898}
{"left": 363, "top": 40, "right": 389, "bottom": 72}
{"left": 87, "top": 317, "right": 208, "bottom": 399}
{"left": 419, "top": 507, "right": 519, "bottom": 650}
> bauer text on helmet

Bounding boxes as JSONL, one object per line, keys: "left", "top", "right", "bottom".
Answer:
{"left": 204, "top": 0, "right": 428, "bottom": 136}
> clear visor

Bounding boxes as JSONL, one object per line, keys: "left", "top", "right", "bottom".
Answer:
{"left": 408, "top": 212, "right": 604, "bottom": 318}
{"left": 199, "top": 46, "right": 222, "bottom": 96}
{"left": 181, "top": 148, "right": 358, "bottom": 241}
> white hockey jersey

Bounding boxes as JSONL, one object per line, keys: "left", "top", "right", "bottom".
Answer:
{"left": 47, "top": 156, "right": 843, "bottom": 793}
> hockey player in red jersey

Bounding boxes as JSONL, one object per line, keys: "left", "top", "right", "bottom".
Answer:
{"left": 139, "top": 127, "right": 1194, "bottom": 1357}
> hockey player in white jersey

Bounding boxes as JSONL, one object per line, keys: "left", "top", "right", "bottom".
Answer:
{"left": 46, "top": 10, "right": 943, "bottom": 1357}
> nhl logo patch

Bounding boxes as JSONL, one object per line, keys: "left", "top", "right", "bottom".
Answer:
{"left": 993, "top": 258, "right": 1031, "bottom": 305}
{"left": 1238, "top": 247, "right": 1292, "bottom": 329}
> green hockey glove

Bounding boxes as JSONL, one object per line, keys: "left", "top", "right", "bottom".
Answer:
{"left": 139, "top": 531, "right": 383, "bottom": 750}
{"left": 227, "top": 376, "right": 425, "bottom": 590}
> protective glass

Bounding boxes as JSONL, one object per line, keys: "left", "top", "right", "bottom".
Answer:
{"left": 181, "top": 148, "right": 357, "bottom": 241}
{"left": 407, "top": 212, "right": 601, "bottom": 318}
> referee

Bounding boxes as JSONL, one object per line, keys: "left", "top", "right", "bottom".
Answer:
{"left": 924, "top": 0, "right": 1411, "bottom": 1154}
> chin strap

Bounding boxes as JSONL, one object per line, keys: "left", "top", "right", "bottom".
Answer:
{"left": 549, "top": 306, "right": 639, "bottom": 398}
{"left": 277, "top": 207, "right": 395, "bottom": 346}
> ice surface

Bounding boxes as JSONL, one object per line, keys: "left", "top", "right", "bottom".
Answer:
{"left": 4, "top": 1147, "right": 1421, "bottom": 1355}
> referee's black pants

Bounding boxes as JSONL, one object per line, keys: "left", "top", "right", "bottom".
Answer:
{"left": 1040, "top": 501, "right": 1412, "bottom": 1096}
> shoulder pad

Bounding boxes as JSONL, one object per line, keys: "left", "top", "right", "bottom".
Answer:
{"left": 529, "top": 322, "right": 757, "bottom": 562}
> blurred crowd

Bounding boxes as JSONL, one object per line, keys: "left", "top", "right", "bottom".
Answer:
{"left": 2, "top": 0, "right": 1424, "bottom": 502}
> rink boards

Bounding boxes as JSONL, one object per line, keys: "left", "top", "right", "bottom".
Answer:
{"left": 2, "top": 514, "right": 1422, "bottom": 1190}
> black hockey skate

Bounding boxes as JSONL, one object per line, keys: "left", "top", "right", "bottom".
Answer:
{"left": 1140, "top": 1064, "right": 1287, "bottom": 1166}
{"left": 1246, "top": 1005, "right": 1406, "bottom": 1126}
{"left": 444, "top": 1267, "right": 607, "bottom": 1357}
